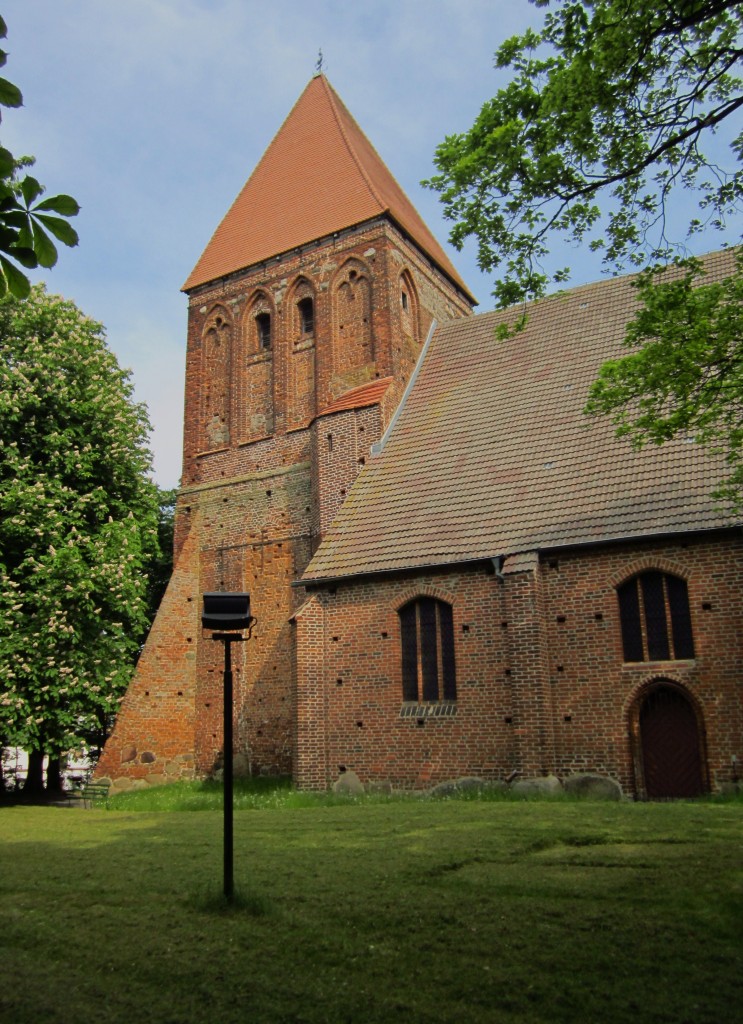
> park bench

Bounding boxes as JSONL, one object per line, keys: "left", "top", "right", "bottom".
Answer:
{"left": 65, "top": 778, "right": 110, "bottom": 808}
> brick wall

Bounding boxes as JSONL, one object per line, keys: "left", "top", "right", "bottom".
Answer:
{"left": 310, "top": 403, "right": 384, "bottom": 544}
{"left": 294, "top": 533, "right": 743, "bottom": 795}
{"left": 95, "top": 524, "right": 201, "bottom": 790}
{"left": 98, "top": 214, "right": 472, "bottom": 787}
{"left": 181, "top": 218, "right": 472, "bottom": 491}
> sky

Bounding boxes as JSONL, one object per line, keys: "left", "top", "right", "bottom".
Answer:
{"left": 2, "top": 1, "right": 739, "bottom": 487}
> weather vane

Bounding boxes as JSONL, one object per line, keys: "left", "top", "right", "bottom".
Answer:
{"left": 315, "top": 49, "right": 324, "bottom": 75}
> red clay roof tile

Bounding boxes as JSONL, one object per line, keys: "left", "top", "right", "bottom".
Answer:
{"left": 183, "top": 75, "right": 474, "bottom": 301}
{"left": 303, "top": 249, "right": 740, "bottom": 583}
{"left": 318, "top": 377, "right": 394, "bottom": 417}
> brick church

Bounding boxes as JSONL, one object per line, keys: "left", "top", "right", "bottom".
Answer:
{"left": 96, "top": 74, "right": 743, "bottom": 799}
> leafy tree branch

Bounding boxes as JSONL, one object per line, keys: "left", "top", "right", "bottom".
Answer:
{"left": 426, "top": 0, "right": 743, "bottom": 506}
{"left": 425, "top": 0, "right": 743, "bottom": 307}
{"left": 0, "top": 15, "right": 79, "bottom": 298}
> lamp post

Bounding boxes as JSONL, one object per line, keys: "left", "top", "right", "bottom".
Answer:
{"left": 201, "top": 592, "right": 255, "bottom": 900}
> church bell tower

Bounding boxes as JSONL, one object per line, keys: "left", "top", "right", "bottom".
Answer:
{"left": 96, "top": 74, "right": 475, "bottom": 789}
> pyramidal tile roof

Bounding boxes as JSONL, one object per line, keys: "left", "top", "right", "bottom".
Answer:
{"left": 303, "top": 248, "right": 740, "bottom": 584}
{"left": 183, "top": 75, "right": 474, "bottom": 300}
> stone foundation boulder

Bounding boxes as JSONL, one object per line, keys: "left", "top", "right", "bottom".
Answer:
{"left": 110, "top": 776, "right": 134, "bottom": 794}
{"left": 510, "top": 774, "right": 563, "bottom": 797}
{"left": 332, "top": 769, "right": 364, "bottom": 796}
{"left": 366, "top": 780, "right": 393, "bottom": 794}
{"left": 428, "top": 777, "right": 508, "bottom": 798}
{"left": 562, "top": 773, "right": 623, "bottom": 800}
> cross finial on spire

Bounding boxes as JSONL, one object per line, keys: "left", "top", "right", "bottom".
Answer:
{"left": 315, "top": 49, "right": 324, "bottom": 75}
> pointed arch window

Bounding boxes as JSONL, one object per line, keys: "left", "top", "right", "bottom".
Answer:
{"left": 617, "top": 571, "right": 694, "bottom": 662}
{"left": 399, "top": 270, "right": 420, "bottom": 346}
{"left": 298, "top": 297, "right": 314, "bottom": 335}
{"left": 399, "top": 597, "right": 456, "bottom": 702}
{"left": 255, "top": 312, "right": 271, "bottom": 350}
{"left": 202, "top": 309, "right": 232, "bottom": 449}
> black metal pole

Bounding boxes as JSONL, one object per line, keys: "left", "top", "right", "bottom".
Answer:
{"left": 222, "top": 635, "right": 234, "bottom": 900}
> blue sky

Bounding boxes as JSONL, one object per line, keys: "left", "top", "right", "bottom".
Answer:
{"left": 2, "top": 2, "right": 739, "bottom": 486}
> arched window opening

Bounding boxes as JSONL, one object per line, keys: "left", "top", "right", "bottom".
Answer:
{"left": 399, "top": 270, "right": 420, "bottom": 346}
{"left": 298, "top": 297, "right": 314, "bottom": 336}
{"left": 617, "top": 571, "right": 694, "bottom": 662}
{"left": 256, "top": 312, "right": 271, "bottom": 350}
{"left": 333, "top": 259, "right": 373, "bottom": 375}
{"left": 399, "top": 597, "right": 456, "bottom": 702}
{"left": 202, "top": 309, "right": 231, "bottom": 449}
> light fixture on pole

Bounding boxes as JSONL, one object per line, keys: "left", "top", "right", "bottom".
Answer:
{"left": 201, "top": 592, "right": 255, "bottom": 901}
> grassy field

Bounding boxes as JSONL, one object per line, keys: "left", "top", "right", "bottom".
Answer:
{"left": 1, "top": 786, "right": 742, "bottom": 1024}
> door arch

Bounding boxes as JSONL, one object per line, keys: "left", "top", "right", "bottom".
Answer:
{"left": 635, "top": 682, "right": 707, "bottom": 798}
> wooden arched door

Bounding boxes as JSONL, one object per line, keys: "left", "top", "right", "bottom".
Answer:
{"left": 639, "top": 683, "right": 705, "bottom": 798}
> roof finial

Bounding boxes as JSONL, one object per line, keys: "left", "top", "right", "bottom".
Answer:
{"left": 315, "top": 49, "right": 324, "bottom": 76}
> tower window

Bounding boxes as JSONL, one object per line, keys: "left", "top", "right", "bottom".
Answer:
{"left": 298, "top": 297, "right": 314, "bottom": 335}
{"left": 256, "top": 312, "right": 271, "bottom": 350}
{"left": 617, "top": 571, "right": 695, "bottom": 662}
{"left": 399, "top": 597, "right": 456, "bottom": 702}
{"left": 401, "top": 290, "right": 408, "bottom": 312}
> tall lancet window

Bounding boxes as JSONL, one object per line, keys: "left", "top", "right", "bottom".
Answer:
{"left": 334, "top": 259, "right": 373, "bottom": 376}
{"left": 202, "top": 309, "right": 232, "bottom": 449}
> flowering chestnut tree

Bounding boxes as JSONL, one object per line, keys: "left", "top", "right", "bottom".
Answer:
{"left": 0, "top": 286, "right": 160, "bottom": 790}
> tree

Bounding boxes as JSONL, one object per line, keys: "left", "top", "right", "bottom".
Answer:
{"left": 425, "top": 0, "right": 743, "bottom": 503}
{"left": 585, "top": 250, "right": 743, "bottom": 505}
{"left": 146, "top": 486, "right": 176, "bottom": 621}
{"left": 0, "top": 286, "right": 160, "bottom": 792}
{"left": 426, "top": 0, "right": 742, "bottom": 306}
{"left": 0, "top": 15, "right": 79, "bottom": 298}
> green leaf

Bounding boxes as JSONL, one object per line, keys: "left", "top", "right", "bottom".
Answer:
{"left": 0, "top": 254, "right": 31, "bottom": 297}
{"left": 15, "top": 220, "right": 33, "bottom": 251}
{"left": 0, "top": 145, "right": 15, "bottom": 176}
{"left": 0, "top": 186, "right": 19, "bottom": 209}
{"left": 0, "top": 17, "right": 7, "bottom": 40}
{"left": 30, "top": 220, "right": 58, "bottom": 268}
{"left": 2, "top": 210, "right": 28, "bottom": 229}
{"left": 34, "top": 213, "right": 79, "bottom": 248}
{"left": 0, "top": 224, "right": 20, "bottom": 253}
{"left": 34, "top": 194, "right": 80, "bottom": 217}
{"left": 20, "top": 176, "right": 43, "bottom": 207}
{"left": 10, "top": 244, "right": 40, "bottom": 269}
{"left": 0, "top": 76, "right": 22, "bottom": 109}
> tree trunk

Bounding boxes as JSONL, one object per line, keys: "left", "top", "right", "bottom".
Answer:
{"left": 46, "top": 756, "right": 64, "bottom": 794}
{"left": 23, "top": 749, "right": 45, "bottom": 796}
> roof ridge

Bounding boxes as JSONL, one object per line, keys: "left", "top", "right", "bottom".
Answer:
{"left": 183, "top": 75, "right": 476, "bottom": 299}
{"left": 319, "top": 75, "right": 386, "bottom": 214}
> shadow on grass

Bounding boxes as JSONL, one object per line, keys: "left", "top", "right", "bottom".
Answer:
{"left": 188, "top": 884, "right": 274, "bottom": 917}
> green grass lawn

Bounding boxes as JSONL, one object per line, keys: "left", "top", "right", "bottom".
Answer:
{"left": 1, "top": 787, "right": 741, "bottom": 1024}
